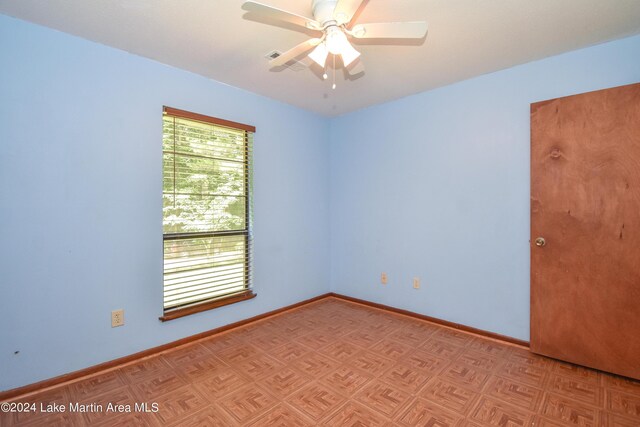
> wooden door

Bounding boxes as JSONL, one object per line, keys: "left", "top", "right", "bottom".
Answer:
{"left": 530, "top": 82, "right": 640, "bottom": 380}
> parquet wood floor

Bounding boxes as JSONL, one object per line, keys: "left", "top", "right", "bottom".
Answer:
{"left": 2, "top": 297, "right": 640, "bottom": 426}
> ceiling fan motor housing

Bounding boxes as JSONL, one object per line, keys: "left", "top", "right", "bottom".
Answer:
{"left": 312, "top": 0, "right": 339, "bottom": 25}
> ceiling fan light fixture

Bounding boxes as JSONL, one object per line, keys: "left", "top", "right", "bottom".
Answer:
{"left": 308, "top": 42, "right": 329, "bottom": 67}
{"left": 325, "top": 27, "right": 350, "bottom": 55}
{"left": 340, "top": 42, "right": 361, "bottom": 67}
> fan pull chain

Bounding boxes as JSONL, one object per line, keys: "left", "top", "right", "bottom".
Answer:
{"left": 332, "top": 54, "right": 336, "bottom": 90}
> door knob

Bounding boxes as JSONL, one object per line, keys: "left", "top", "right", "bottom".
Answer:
{"left": 535, "top": 237, "right": 546, "bottom": 247}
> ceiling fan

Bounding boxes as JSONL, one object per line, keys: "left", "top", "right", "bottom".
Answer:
{"left": 242, "top": 0, "right": 428, "bottom": 76}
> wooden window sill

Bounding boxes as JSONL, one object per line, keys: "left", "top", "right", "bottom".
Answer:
{"left": 159, "top": 291, "right": 256, "bottom": 322}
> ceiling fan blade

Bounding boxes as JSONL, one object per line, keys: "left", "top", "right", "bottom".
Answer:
{"left": 351, "top": 22, "right": 428, "bottom": 39}
{"left": 333, "top": 0, "right": 364, "bottom": 25}
{"left": 270, "top": 38, "right": 322, "bottom": 67}
{"left": 242, "top": 1, "right": 321, "bottom": 31}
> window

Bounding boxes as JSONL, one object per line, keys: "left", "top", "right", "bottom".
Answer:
{"left": 160, "top": 107, "right": 255, "bottom": 321}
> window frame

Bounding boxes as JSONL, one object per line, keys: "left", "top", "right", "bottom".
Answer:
{"left": 159, "top": 106, "right": 256, "bottom": 322}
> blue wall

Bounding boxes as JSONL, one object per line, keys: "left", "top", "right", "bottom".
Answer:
{"left": 0, "top": 14, "right": 330, "bottom": 391}
{"left": 329, "top": 35, "right": 640, "bottom": 341}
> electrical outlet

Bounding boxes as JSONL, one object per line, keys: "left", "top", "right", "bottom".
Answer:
{"left": 413, "top": 277, "right": 420, "bottom": 289}
{"left": 381, "top": 272, "right": 388, "bottom": 285}
{"left": 111, "top": 309, "right": 124, "bottom": 327}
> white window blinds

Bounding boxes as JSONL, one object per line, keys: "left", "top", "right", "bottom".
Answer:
{"left": 162, "top": 107, "right": 254, "bottom": 315}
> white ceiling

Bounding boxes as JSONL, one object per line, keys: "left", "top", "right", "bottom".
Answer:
{"left": 2, "top": 0, "right": 640, "bottom": 116}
